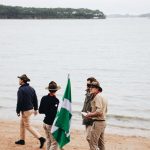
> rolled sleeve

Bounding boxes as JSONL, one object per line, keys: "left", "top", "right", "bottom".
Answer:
{"left": 95, "top": 96, "right": 103, "bottom": 113}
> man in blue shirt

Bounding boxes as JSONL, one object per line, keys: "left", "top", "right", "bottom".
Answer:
{"left": 15, "top": 74, "right": 46, "bottom": 149}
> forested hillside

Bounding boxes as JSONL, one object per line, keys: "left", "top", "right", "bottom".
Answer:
{"left": 0, "top": 5, "right": 106, "bottom": 19}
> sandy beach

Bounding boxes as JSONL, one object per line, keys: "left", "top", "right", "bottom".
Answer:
{"left": 0, "top": 120, "right": 150, "bottom": 150}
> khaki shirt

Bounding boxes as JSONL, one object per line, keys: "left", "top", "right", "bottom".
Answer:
{"left": 91, "top": 93, "right": 108, "bottom": 120}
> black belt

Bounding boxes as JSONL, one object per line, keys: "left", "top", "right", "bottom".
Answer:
{"left": 92, "top": 119, "right": 105, "bottom": 122}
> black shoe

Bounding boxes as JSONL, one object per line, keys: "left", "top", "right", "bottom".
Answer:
{"left": 15, "top": 140, "right": 25, "bottom": 145}
{"left": 39, "top": 137, "right": 46, "bottom": 149}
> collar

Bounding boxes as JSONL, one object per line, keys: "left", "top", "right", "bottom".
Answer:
{"left": 49, "top": 93, "right": 56, "bottom": 97}
{"left": 20, "top": 83, "right": 29, "bottom": 87}
{"left": 93, "top": 91, "right": 100, "bottom": 97}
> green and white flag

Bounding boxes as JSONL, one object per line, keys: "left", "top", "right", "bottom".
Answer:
{"left": 51, "top": 75, "right": 72, "bottom": 148}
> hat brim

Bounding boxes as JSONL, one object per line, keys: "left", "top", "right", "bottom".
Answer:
{"left": 98, "top": 87, "right": 103, "bottom": 92}
{"left": 45, "top": 86, "right": 61, "bottom": 91}
{"left": 17, "top": 76, "right": 30, "bottom": 82}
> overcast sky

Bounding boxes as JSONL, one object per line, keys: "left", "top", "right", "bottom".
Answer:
{"left": 0, "top": 0, "right": 149, "bottom": 15}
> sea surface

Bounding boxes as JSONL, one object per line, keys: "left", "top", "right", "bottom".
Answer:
{"left": 0, "top": 18, "right": 150, "bottom": 137}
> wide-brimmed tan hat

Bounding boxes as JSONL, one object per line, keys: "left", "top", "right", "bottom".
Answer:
{"left": 90, "top": 81, "right": 102, "bottom": 92}
{"left": 45, "top": 81, "right": 61, "bottom": 91}
{"left": 17, "top": 74, "right": 30, "bottom": 82}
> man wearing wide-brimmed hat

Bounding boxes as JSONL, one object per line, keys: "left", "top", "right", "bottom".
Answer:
{"left": 15, "top": 74, "right": 46, "bottom": 148}
{"left": 85, "top": 81, "right": 108, "bottom": 150}
{"left": 39, "top": 81, "right": 61, "bottom": 150}
{"left": 81, "top": 77, "right": 97, "bottom": 144}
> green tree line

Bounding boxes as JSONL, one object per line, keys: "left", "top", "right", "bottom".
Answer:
{"left": 0, "top": 5, "right": 106, "bottom": 19}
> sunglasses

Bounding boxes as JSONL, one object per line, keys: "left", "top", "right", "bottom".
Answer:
{"left": 90, "top": 85, "right": 96, "bottom": 88}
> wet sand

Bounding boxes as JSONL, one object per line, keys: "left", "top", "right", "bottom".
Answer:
{"left": 0, "top": 120, "right": 150, "bottom": 150}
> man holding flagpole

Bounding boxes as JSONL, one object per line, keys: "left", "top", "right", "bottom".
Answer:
{"left": 51, "top": 75, "right": 72, "bottom": 149}
{"left": 39, "top": 81, "right": 61, "bottom": 150}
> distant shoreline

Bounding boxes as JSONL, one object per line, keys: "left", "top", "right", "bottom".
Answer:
{"left": 0, "top": 5, "right": 106, "bottom": 19}
{"left": 107, "top": 13, "right": 150, "bottom": 18}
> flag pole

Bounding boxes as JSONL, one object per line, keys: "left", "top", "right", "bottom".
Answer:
{"left": 51, "top": 73, "right": 72, "bottom": 148}
{"left": 68, "top": 73, "right": 70, "bottom": 79}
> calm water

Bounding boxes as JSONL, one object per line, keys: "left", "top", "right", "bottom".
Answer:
{"left": 0, "top": 18, "right": 150, "bottom": 137}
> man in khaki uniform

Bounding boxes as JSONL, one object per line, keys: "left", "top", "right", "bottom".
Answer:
{"left": 85, "top": 81, "right": 108, "bottom": 150}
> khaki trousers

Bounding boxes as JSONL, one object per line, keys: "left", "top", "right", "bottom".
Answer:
{"left": 86, "top": 125, "right": 92, "bottom": 143}
{"left": 88, "top": 121, "right": 106, "bottom": 150}
{"left": 20, "top": 109, "right": 41, "bottom": 140}
{"left": 43, "top": 123, "right": 58, "bottom": 150}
